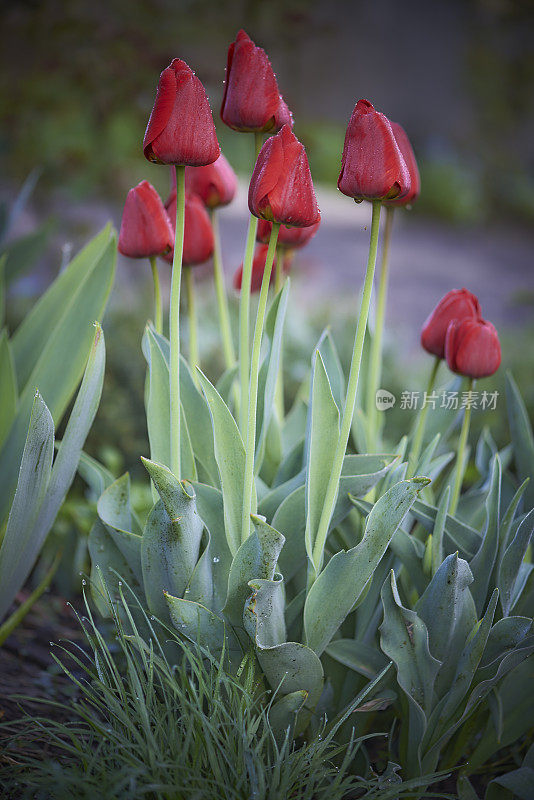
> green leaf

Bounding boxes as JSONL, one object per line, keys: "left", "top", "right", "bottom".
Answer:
{"left": 77, "top": 450, "right": 114, "bottom": 498}
{"left": 191, "top": 482, "right": 232, "bottom": 608}
{"left": 304, "top": 351, "right": 340, "bottom": 568}
{"left": 498, "top": 509, "right": 534, "bottom": 616}
{"left": 380, "top": 570, "right": 440, "bottom": 775}
{"left": 432, "top": 487, "right": 450, "bottom": 575}
{"left": 255, "top": 281, "right": 289, "bottom": 469}
{"left": 470, "top": 455, "right": 501, "bottom": 615}
{"left": 140, "top": 461, "right": 205, "bottom": 621}
{"left": 304, "top": 478, "right": 429, "bottom": 656}
{"left": 198, "top": 370, "right": 255, "bottom": 554}
{"left": 479, "top": 616, "right": 533, "bottom": 671}
{"left": 165, "top": 593, "right": 231, "bottom": 657}
{"left": 97, "top": 474, "right": 142, "bottom": 582}
{"left": 0, "top": 227, "right": 116, "bottom": 524}
{"left": 88, "top": 521, "right": 142, "bottom": 619}
{"left": 410, "top": 498, "right": 481, "bottom": 558}
{"left": 224, "top": 515, "right": 285, "bottom": 628}
{"left": 415, "top": 552, "right": 473, "bottom": 664}
{"left": 0, "top": 393, "right": 53, "bottom": 621}
{"left": 506, "top": 372, "right": 534, "bottom": 508}
{"left": 316, "top": 327, "right": 345, "bottom": 410}
{"left": 0, "top": 329, "right": 17, "bottom": 449}
{"left": 325, "top": 639, "right": 389, "bottom": 679}
{"left": 268, "top": 690, "right": 308, "bottom": 745}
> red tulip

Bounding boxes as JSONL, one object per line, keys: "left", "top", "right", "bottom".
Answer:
{"left": 185, "top": 154, "right": 238, "bottom": 209}
{"left": 445, "top": 317, "right": 501, "bottom": 378}
{"left": 338, "top": 99, "right": 410, "bottom": 202}
{"left": 164, "top": 190, "right": 214, "bottom": 267}
{"left": 385, "top": 122, "right": 420, "bottom": 207}
{"left": 233, "top": 244, "right": 279, "bottom": 293}
{"left": 248, "top": 125, "right": 320, "bottom": 227}
{"left": 143, "top": 59, "right": 220, "bottom": 166}
{"left": 221, "top": 29, "right": 293, "bottom": 133}
{"left": 118, "top": 181, "right": 174, "bottom": 259}
{"left": 256, "top": 218, "right": 320, "bottom": 249}
{"left": 421, "top": 289, "right": 481, "bottom": 359}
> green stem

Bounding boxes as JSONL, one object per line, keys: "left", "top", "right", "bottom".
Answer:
{"left": 241, "top": 222, "right": 280, "bottom": 544}
{"left": 274, "top": 243, "right": 285, "bottom": 420}
{"left": 210, "top": 208, "right": 235, "bottom": 370}
{"left": 366, "top": 206, "right": 394, "bottom": 451}
{"left": 407, "top": 356, "right": 441, "bottom": 478}
{"left": 149, "top": 256, "right": 163, "bottom": 334}
{"left": 450, "top": 377, "right": 475, "bottom": 515}
{"left": 185, "top": 265, "right": 199, "bottom": 383}
{"left": 170, "top": 165, "right": 186, "bottom": 479}
{"left": 311, "top": 200, "right": 382, "bottom": 576}
{"left": 238, "top": 132, "right": 264, "bottom": 436}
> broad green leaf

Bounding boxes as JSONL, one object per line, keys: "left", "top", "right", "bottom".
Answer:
{"left": 415, "top": 552, "right": 473, "bottom": 664}
{"left": 470, "top": 455, "right": 501, "bottom": 615}
{"left": 191, "top": 482, "right": 232, "bottom": 608}
{"left": 88, "top": 521, "right": 142, "bottom": 619}
{"left": 97, "top": 474, "right": 142, "bottom": 581}
{"left": 0, "top": 229, "right": 116, "bottom": 524}
{"left": 426, "top": 590, "right": 498, "bottom": 744}
{"left": 215, "top": 364, "right": 239, "bottom": 406}
{"left": 165, "top": 593, "right": 230, "bottom": 656}
{"left": 244, "top": 575, "right": 286, "bottom": 647}
{"left": 140, "top": 461, "right": 204, "bottom": 621}
{"left": 198, "top": 370, "right": 255, "bottom": 554}
{"left": 410, "top": 498, "right": 481, "bottom": 558}
{"left": 0, "top": 394, "right": 53, "bottom": 621}
{"left": 432, "top": 486, "right": 449, "bottom": 575}
{"left": 380, "top": 570, "right": 440, "bottom": 775}
{"left": 389, "top": 528, "right": 427, "bottom": 595}
{"left": 498, "top": 509, "right": 534, "bottom": 616}
{"left": 0, "top": 329, "right": 17, "bottom": 449}
{"left": 325, "top": 639, "right": 388, "bottom": 679}
{"left": 244, "top": 580, "right": 323, "bottom": 698}
{"left": 304, "top": 351, "right": 340, "bottom": 567}
{"left": 304, "top": 478, "right": 429, "bottom": 656}
{"left": 479, "top": 616, "right": 533, "bottom": 672}
{"left": 499, "top": 478, "right": 529, "bottom": 552}
{"left": 268, "top": 690, "right": 308, "bottom": 745}
{"left": 224, "top": 515, "right": 285, "bottom": 627}
{"left": 255, "top": 281, "right": 289, "bottom": 468}
{"left": 77, "top": 450, "right": 114, "bottom": 498}
{"left": 316, "top": 327, "right": 345, "bottom": 410}
{"left": 506, "top": 372, "right": 534, "bottom": 508}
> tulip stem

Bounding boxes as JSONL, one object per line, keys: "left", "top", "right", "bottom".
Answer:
{"left": 149, "top": 256, "right": 163, "bottom": 335}
{"left": 310, "top": 200, "right": 381, "bottom": 578}
{"left": 366, "top": 206, "right": 394, "bottom": 451}
{"left": 274, "top": 243, "right": 285, "bottom": 420}
{"left": 241, "top": 222, "right": 280, "bottom": 544}
{"left": 407, "top": 356, "right": 441, "bottom": 478}
{"left": 184, "top": 265, "right": 199, "bottom": 384}
{"left": 238, "top": 132, "right": 264, "bottom": 436}
{"left": 450, "top": 377, "right": 475, "bottom": 515}
{"left": 170, "top": 165, "right": 186, "bottom": 480}
{"left": 210, "top": 208, "right": 235, "bottom": 370}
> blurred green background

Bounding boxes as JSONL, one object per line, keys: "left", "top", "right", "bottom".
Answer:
{"left": 1, "top": 0, "right": 533, "bottom": 223}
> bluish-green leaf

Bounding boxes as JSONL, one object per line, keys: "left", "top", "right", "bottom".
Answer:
{"left": 506, "top": 372, "right": 534, "bottom": 508}
{"left": 304, "top": 478, "right": 429, "bottom": 656}
{"left": 0, "top": 330, "right": 17, "bottom": 449}
{"left": 498, "top": 509, "right": 534, "bottom": 616}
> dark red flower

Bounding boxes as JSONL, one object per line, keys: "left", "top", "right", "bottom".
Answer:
{"left": 248, "top": 125, "right": 320, "bottom": 227}
{"left": 221, "top": 29, "right": 293, "bottom": 133}
{"left": 338, "top": 99, "right": 410, "bottom": 202}
{"left": 385, "top": 122, "right": 420, "bottom": 207}
{"left": 185, "top": 154, "right": 238, "bottom": 208}
{"left": 445, "top": 317, "right": 501, "bottom": 378}
{"left": 256, "top": 218, "right": 320, "bottom": 249}
{"left": 143, "top": 59, "right": 220, "bottom": 166}
{"left": 118, "top": 181, "right": 174, "bottom": 259}
{"left": 233, "top": 244, "right": 278, "bottom": 293}
{"left": 421, "top": 289, "right": 481, "bottom": 359}
{"left": 164, "top": 190, "right": 214, "bottom": 267}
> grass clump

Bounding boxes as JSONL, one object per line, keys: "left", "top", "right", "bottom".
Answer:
{"left": 0, "top": 591, "right": 451, "bottom": 800}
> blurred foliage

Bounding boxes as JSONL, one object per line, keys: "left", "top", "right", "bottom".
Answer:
{"left": 0, "top": 0, "right": 533, "bottom": 222}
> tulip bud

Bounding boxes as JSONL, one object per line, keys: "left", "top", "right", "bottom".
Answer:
{"left": 118, "top": 181, "right": 174, "bottom": 259}
{"left": 221, "top": 29, "right": 293, "bottom": 134}
{"left": 144, "top": 59, "right": 220, "bottom": 166}
{"left": 248, "top": 125, "right": 320, "bottom": 227}
{"left": 233, "top": 244, "right": 278, "bottom": 293}
{"left": 164, "top": 190, "right": 214, "bottom": 267}
{"left": 421, "top": 289, "right": 481, "bottom": 359}
{"left": 385, "top": 122, "right": 420, "bottom": 207}
{"left": 185, "top": 154, "right": 238, "bottom": 209}
{"left": 445, "top": 317, "right": 501, "bottom": 378}
{"left": 256, "top": 218, "right": 320, "bottom": 250}
{"left": 338, "top": 99, "right": 410, "bottom": 202}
